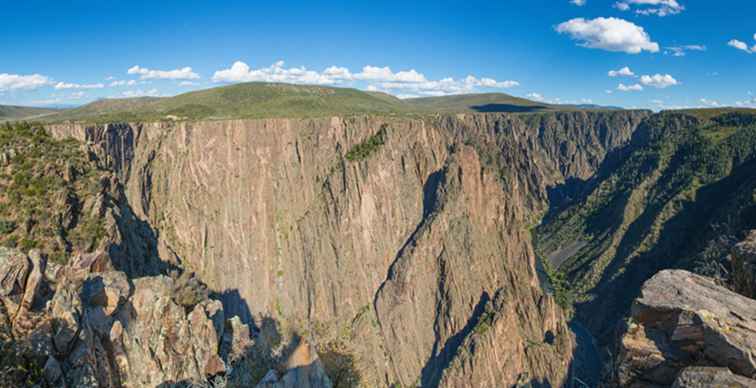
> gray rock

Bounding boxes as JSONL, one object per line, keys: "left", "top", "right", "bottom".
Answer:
{"left": 617, "top": 270, "right": 756, "bottom": 386}
{"left": 672, "top": 367, "right": 756, "bottom": 388}
{"left": 0, "top": 247, "right": 30, "bottom": 298}
{"left": 43, "top": 356, "right": 63, "bottom": 384}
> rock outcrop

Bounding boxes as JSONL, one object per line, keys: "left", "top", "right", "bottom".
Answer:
{"left": 614, "top": 270, "right": 756, "bottom": 387}
{"left": 733, "top": 230, "right": 756, "bottom": 299}
{"left": 48, "top": 110, "right": 649, "bottom": 386}
{"left": 672, "top": 367, "right": 756, "bottom": 388}
{"left": 0, "top": 246, "right": 251, "bottom": 387}
{"left": 256, "top": 339, "right": 334, "bottom": 388}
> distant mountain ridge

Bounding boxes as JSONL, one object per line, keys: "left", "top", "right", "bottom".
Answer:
{"left": 0, "top": 105, "right": 59, "bottom": 121}
{"left": 31, "top": 82, "right": 624, "bottom": 123}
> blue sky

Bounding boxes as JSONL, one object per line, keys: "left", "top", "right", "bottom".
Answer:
{"left": 1, "top": 0, "right": 754, "bottom": 109}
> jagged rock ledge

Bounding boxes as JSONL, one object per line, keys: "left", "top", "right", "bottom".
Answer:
{"left": 614, "top": 269, "right": 756, "bottom": 387}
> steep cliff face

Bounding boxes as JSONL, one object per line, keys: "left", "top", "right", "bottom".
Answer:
{"left": 49, "top": 110, "right": 648, "bottom": 386}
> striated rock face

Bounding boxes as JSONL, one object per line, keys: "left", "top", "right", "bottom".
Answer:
{"left": 615, "top": 270, "right": 756, "bottom": 387}
{"left": 49, "top": 110, "right": 648, "bottom": 386}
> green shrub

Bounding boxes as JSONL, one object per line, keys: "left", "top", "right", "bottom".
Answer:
{"left": 0, "top": 122, "right": 108, "bottom": 263}
{"left": 345, "top": 124, "right": 388, "bottom": 162}
{"left": 0, "top": 220, "right": 16, "bottom": 235}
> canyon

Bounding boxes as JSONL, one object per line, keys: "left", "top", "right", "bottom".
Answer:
{"left": 1, "top": 87, "right": 755, "bottom": 387}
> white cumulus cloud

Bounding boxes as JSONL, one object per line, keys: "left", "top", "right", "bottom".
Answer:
{"left": 212, "top": 60, "right": 519, "bottom": 97}
{"left": 608, "top": 66, "right": 636, "bottom": 77}
{"left": 617, "top": 83, "right": 644, "bottom": 92}
{"left": 664, "top": 45, "right": 706, "bottom": 57}
{"left": 556, "top": 17, "right": 660, "bottom": 54}
{"left": 728, "top": 37, "right": 755, "bottom": 54}
{"left": 211, "top": 61, "right": 335, "bottom": 84}
{"left": 0, "top": 73, "right": 50, "bottom": 91}
{"left": 54, "top": 81, "right": 105, "bottom": 90}
{"left": 570, "top": 0, "right": 586, "bottom": 6}
{"left": 614, "top": 0, "right": 684, "bottom": 16}
{"left": 527, "top": 92, "right": 545, "bottom": 102}
{"left": 128, "top": 65, "right": 200, "bottom": 80}
{"left": 640, "top": 73, "right": 679, "bottom": 88}
{"left": 699, "top": 98, "right": 721, "bottom": 107}
{"left": 109, "top": 80, "right": 138, "bottom": 87}
{"left": 121, "top": 88, "right": 160, "bottom": 98}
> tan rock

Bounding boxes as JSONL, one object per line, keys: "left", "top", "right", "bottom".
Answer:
{"left": 0, "top": 247, "right": 30, "bottom": 298}
{"left": 256, "top": 338, "right": 333, "bottom": 388}
{"left": 12, "top": 249, "right": 46, "bottom": 334}
{"left": 616, "top": 270, "right": 756, "bottom": 386}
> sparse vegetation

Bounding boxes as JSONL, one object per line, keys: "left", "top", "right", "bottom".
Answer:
{"left": 345, "top": 124, "right": 388, "bottom": 161}
{"left": 44, "top": 83, "right": 415, "bottom": 123}
{"left": 534, "top": 111, "right": 756, "bottom": 314}
{"left": 0, "top": 122, "right": 108, "bottom": 263}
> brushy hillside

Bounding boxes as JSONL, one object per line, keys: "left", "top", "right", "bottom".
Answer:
{"left": 42, "top": 83, "right": 568, "bottom": 123}
{"left": 403, "top": 93, "right": 621, "bottom": 113}
{"left": 404, "top": 93, "right": 554, "bottom": 113}
{"left": 0, "top": 122, "right": 110, "bottom": 263}
{"left": 45, "top": 82, "right": 413, "bottom": 123}
{"left": 534, "top": 109, "right": 756, "bottom": 341}
{"left": 0, "top": 105, "right": 58, "bottom": 121}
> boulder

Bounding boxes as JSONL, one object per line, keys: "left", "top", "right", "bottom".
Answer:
{"left": 12, "top": 249, "right": 46, "bottom": 334}
{"left": 616, "top": 270, "right": 756, "bottom": 386}
{"left": 221, "top": 315, "right": 252, "bottom": 363}
{"left": 110, "top": 276, "right": 227, "bottom": 386}
{"left": 0, "top": 247, "right": 30, "bottom": 298}
{"left": 672, "top": 367, "right": 756, "bottom": 388}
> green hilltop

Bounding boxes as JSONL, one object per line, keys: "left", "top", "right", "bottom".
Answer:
{"left": 39, "top": 82, "right": 621, "bottom": 124}
{"left": 45, "top": 83, "right": 413, "bottom": 123}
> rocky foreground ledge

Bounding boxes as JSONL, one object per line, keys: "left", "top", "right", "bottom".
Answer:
{"left": 614, "top": 269, "right": 756, "bottom": 387}
{"left": 0, "top": 246, "right": 335, "bottom": 388}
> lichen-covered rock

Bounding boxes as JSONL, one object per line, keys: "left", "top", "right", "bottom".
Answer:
{"left": 733, "top": 230, "right": 756, "bottom": 299}
{"left": 112, "top": 275, "right": 227, "bottom": 386}
{"left": 615, "top": 270, "right": 756, "bottom": 386}
{"left": 0, "top": 248, "right": 249, "bottom": 387}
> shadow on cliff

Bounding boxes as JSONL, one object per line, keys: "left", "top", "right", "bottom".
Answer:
{"left": 539, "top": 127, "right": 643, "bottom": 226}
{"left": 107, "top": 186, "right": 179, "bottom": 278}
{"left": 419, "top": 291, "right": 491, "bottom": 387}
{"left": 215, "top": 315, "right": 360, "bottom": 388}
{"left": 563, "top": 320, "right": 601, "bottom": 388}
{"left": 212, "top": 288, "right": 254, "bottom": 327}
{"left": 470, "top": 104, "right": 549, "bottom": 113}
